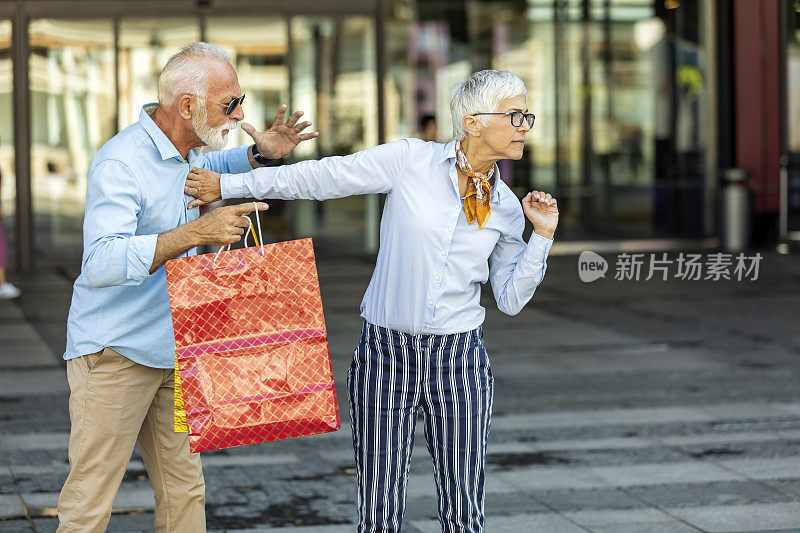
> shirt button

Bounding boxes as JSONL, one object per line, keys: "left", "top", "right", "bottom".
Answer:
{"left": 441, "top": 251, "right": 446, "bottom": 257}
{"left": 448, "top": 226, "right": 454, "bottom": 232}
{"left": 424, "top": 324, "right": 431, "bottom": 329}
{"left": 428, "top": 300, "right": 434, "bottom": 306}
{"left": 434, "top": 275, "right": 441, "bottom": 281}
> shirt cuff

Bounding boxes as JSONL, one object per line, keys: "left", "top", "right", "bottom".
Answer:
{"left": 518, "top": 231, "right": 553, "bottom": 280}
{"left": 227, "top": 144, "right": 253, "bottom": 173}
{"left": 220, "top": 172, "right": 248, "bottom": 199}
{"left": 126, "top": 234, "right": 158, "bottom": 281}
{"left": 526, "top": 231, "right": 554, "bottom": 261}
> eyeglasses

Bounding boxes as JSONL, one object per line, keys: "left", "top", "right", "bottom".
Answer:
{"left": 193, "top": 93, "right": 246, "bottom": 115}
{"left": 472, "top": 111, "right": 535, "bottom": 129}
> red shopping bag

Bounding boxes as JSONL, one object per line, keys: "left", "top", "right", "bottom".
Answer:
{"left": 165, "top": 233, "right": 340, "bottom": 453}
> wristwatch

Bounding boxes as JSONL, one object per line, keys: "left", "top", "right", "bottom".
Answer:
{"left": 251, "top": 144, "right": 283, "bottom": 167}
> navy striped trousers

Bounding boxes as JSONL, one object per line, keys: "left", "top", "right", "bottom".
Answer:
{"left": 347, "top": 322, "right": 494, "bottom": 532}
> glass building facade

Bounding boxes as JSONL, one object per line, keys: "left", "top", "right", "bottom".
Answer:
{"left": 784, "top": 0, "right": 800, "bottom": 243}
{"left": 0, "top": 0, "right": 792, "bottom": 271}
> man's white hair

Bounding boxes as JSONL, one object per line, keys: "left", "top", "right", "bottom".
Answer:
{"left": 158, "top": 42, "right": 231, "bottom": 107}
{"left": 450, "top": 70, "right": 527, "bottom": 140}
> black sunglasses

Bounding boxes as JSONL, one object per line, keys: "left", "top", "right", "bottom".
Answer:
{"left": 472, "top": 111, "right": 535, "bottom": 128}
{"left": 194, "top": 93, "right": 246, "bottom": 115}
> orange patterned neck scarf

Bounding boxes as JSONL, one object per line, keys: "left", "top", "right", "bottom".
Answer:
{"left": 456, "top": 141, "right": 494, "bottom": 229}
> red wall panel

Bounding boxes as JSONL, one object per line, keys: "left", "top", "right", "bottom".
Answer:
{"left": 734, "top": 0, "right": 782, "bottom": 213}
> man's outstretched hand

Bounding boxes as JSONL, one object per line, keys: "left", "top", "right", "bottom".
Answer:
{"left": 243, "top": 104, "right": 319, "bottom": 160}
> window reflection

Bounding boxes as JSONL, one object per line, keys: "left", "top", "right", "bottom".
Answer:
{"left": 2, "top": 1, "right": 724, "bottom": 265}
{"left": 207, "top": 17, "right": 290, "bottom": 244}
{"left": 291, "top": 16, "right": 377, "bottom": 252}
{"left": 0, "top": 19, "right": 13, "bottom": 230}
{"left": 29, "top": 19, "right": 115, "bottom": 255}
{"left": 207, "top": 17, "right": 289, "bottom": 152}
{"left": 118, "top": 19, "right": 201, "bottom": 126}
{"left": 386, "top": 0, "right": 709, "bottom": 239}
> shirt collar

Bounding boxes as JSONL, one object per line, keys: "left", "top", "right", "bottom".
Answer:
{"left": 441, "top": 139, "right": 502, "bottom": 204}
{"left": 140, "top": 103, "right": 192, "bottom": 162}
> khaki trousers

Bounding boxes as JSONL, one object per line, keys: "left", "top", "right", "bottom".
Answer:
{"left": 57, "top": 348, "right": 205, "bottom": 533}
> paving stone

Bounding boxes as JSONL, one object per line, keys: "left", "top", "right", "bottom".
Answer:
{"left": 200, "top": 453, "right": 300, "bottom": 468}
{"left": 484, "top": 490, "right": 549, "bottom": 515}
{"left": 483, "top": 323, "right": 639, "bottom": 350}
{"left": 590, "top": 522, "right": 699, "bottom": 532}
{"left": 562, "top": 507, "right": 673, "bottom": 525}
{"left": 28, "top": 518, "right": 57, "bottom": 533}
{"left": 0, "top": 433, "right": 68, "bottom": 452}
{"left": 698, "top": 403, "right": 800, "bottom": 420}
{"left": 490, "top": 406, "right": 712, "bottom": 432}
{"left": 531, "top": 488, "right": 644, "bottom": 512}
{"left": 411, "top": 512, "right": 587, "bottom": 533}
{"left": 668, "top": 502, "right": 800, "bottom": 532}
{"left": 0, "top": 369, "right": 68, "bottom": 397}
{"left": 526, "top": 437, "right": 651, "bottom": 452}
{"left": 491, "top": 403, "right": 800, "bottom": 432}
{"left": 496, "top": 460, "right": 752, "bottom": 492}
{"left": 0, "top": 342, "right": 59, "bottom": 368}
{"left": 719, "top": 457, "right": 800, "bottom": 480}
{"left": 0, "top": 493, "right": 25, "bottom": 519}
{"left": 589, "top": 461, "right": 744, "bottom": 487}
{"left": 513, "top": 349, "right": 724, "bottom": 376}
{"left": 658, "top": 429, "right": 800, "bottom": 448}
{"left": 0, "top": 519, "right": 33, "bottom": 532}
{"left": 0, "top": 302, "right": 24, "bottom": 320}
{"left": 765, "top": 478, "right": 800, "bottom": 498}
{"left": 105, "top": 512, "right": 159, "bottom": 532}
{"left": 626, "top": 480, "right": 792, "bottom": 508}
{"left": 498, "top": 466, "right": 610, "bottom": 491}
{"left": 509, "top": 444, "right": 688, "bottom": 469}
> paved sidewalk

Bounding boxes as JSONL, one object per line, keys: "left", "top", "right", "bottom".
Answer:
{"left": 2, "top": 250, "right": 800, "bottom": 532}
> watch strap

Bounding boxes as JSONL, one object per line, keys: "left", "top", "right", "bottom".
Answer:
{"left": 251, "top": 144, "right": 283, "bottom": 167}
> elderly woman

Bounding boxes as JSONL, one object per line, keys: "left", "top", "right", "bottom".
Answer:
{"left": 186, "top": 69, "right": 558, "bottom": 532}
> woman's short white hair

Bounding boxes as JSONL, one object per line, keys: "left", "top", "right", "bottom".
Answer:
{"left": 450, "top": 70, "right": 527, "bottom": 140}
{"left": 158, "top": 42, "right": 231, "bottom": 107}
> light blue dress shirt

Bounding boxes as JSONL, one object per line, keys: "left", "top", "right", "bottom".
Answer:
{"left": 64, "top": 104, "right": 254, "bottom": 368}
{"left": 221, "top": 138, "right": 553, "bottom": 335}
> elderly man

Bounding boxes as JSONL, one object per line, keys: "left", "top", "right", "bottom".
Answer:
{"left": 57, "top": 42, "right": 316, "bottom": 532}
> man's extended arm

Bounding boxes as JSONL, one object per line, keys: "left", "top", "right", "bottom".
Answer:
{"left": 148, "top": 202, "right": 268, "bottom": 274}
{"left": 81, "top": 159, "right": 267, "bottom": 287}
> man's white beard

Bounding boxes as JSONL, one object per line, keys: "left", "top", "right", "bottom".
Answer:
{"left": 193, "top": 103, "right": 238, "bottom": 153}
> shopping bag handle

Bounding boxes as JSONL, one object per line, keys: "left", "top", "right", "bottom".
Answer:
{"left": 212, "top": 201, "right": 265, "bottom": 264}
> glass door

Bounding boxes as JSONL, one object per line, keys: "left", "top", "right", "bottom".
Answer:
{"left": 28, "top": 19, "right": 116, "bottom": 259}
{"left": 290, "top": 15, "right": 378, "bottom": 253}
{"left": 494, "top": 0, "right": 710, "bottom": 239}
